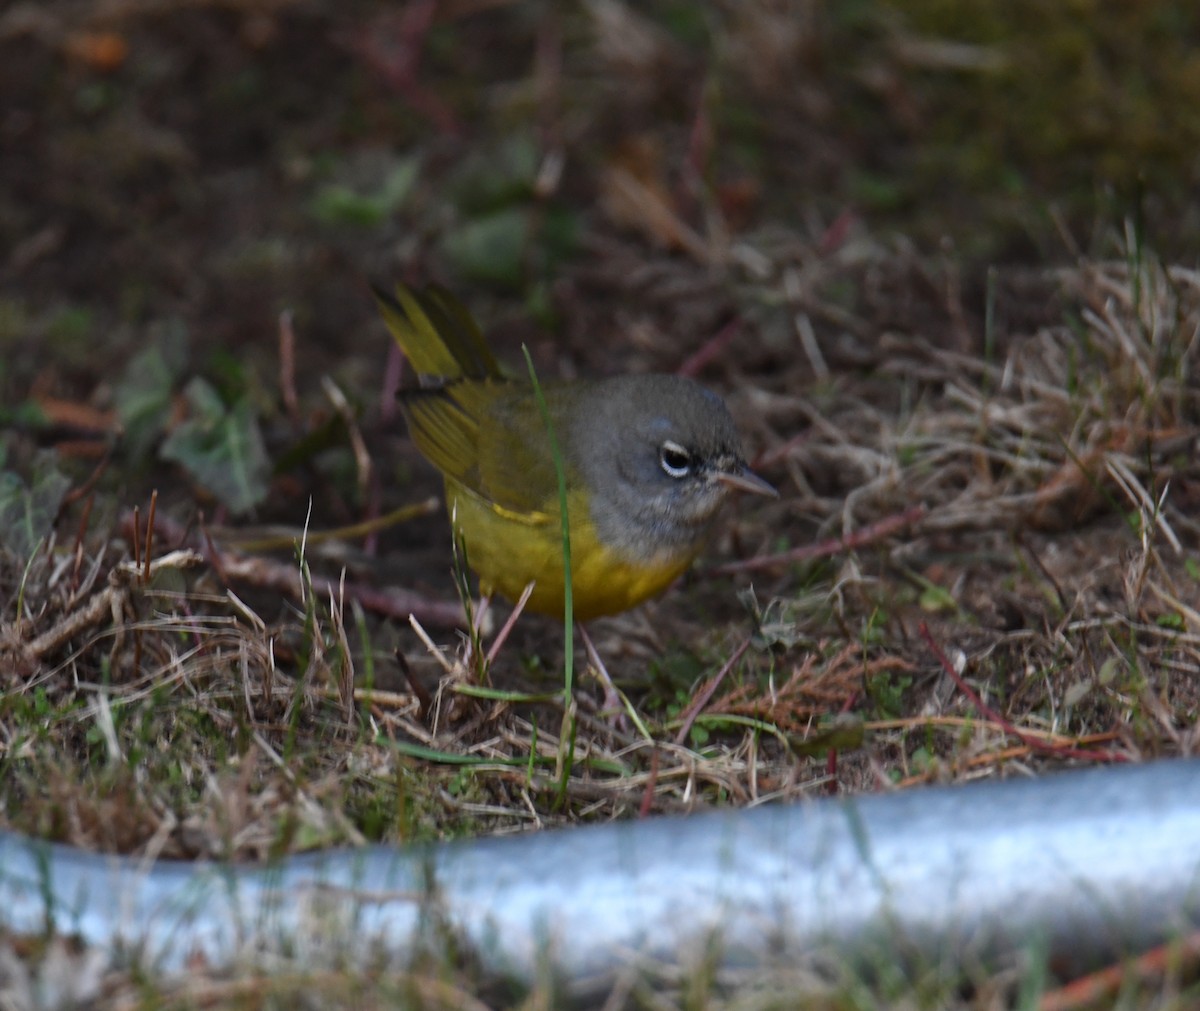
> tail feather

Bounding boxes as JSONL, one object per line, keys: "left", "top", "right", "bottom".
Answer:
{"left": 373, "top": 283, "right": 502, "bottom": 381}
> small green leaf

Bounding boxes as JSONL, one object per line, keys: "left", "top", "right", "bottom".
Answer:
{"left": 919, "top": 583, "right": 957, "bottom": 612}
{"left": 448, "top": 137, "right": 538, "bottom": 214}
{"left": 440, "top": 206, "right": 531, "bottom": 289}
{"left": 910, "top": 746, "right": 935, "bottom": 772}
{"left": 115, "top": 321, "right": 189, "bottom": 460}
{"left": 309, "top": 158, "right": 419, "bottom": 227}
{"left": 310, "top": 184, "right": 386, "bottom": 226}
{"left": 273, "top": 412, "right": 349, "bottom": 474}
{"left": 868, "top": 672, "right": 913, "bottom": 719}
{"left": 538, "top": 204, "right": 580, "bottom": 265}
{"left": 0, "top": 452, "right": 71, "bottom": 559}
{"left": 46, "top": 306, "right": 94, "bottom": 349}
{"left": 161, "top": 378, "right": 270, "bottom": 514}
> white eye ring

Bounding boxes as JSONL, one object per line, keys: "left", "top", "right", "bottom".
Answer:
{"left": 659, "top": 440, "right": 693, "bottom": 479}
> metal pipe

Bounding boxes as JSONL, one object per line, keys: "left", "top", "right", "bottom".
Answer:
{"left": 1, "top": 760, "right": 1197, "bottom": 993}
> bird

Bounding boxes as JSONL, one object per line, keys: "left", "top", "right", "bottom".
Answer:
{"left": 376, "top": 282, "right": 776, "bottom": 621}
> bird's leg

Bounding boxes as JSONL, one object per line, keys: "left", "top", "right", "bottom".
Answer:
{"left": 472, "top": 594, "right": 490, "bottom": 637}
{"left": 462, "top": 593, "right": 491, "bottom": 681}
{"left": 485, "top": 582, "right": 534, "bottom": 666}
{"left": 579, "top": 624, "right": 627, "bottom": 728}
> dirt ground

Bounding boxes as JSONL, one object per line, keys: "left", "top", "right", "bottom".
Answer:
{"left": 2, "top": 2, "right": 1199, "bottom": 1006}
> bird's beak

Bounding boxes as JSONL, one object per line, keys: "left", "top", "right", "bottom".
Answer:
{"left": 716, "top": 466, "right": 778, "bottom": 498}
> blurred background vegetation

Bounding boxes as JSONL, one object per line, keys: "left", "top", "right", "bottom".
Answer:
{"left": 1, "top": 7, "right": 1199, "bottom": 989}
{"left": 0, "top": 0, "right": 1195, "bottom": 622}
{"left": 1, "top": 0, "right": 1198, "bottom": 582}
{"left": 3, "top": 1, "right": 1198, "bottom": 367}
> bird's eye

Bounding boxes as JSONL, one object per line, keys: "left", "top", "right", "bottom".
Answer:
{"left": 659, "top": 441, "right": 693, "bottom": 479}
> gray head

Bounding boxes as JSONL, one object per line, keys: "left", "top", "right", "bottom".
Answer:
{"left": 567, "top": 373, "right": 776, "bottom": 563}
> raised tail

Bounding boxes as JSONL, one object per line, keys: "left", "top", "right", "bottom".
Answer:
{"left": 373, "top": 283, "right": 502, "bottom": 381}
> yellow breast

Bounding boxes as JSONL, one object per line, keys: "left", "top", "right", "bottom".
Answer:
{"left": 444, "top": 478, "right": 697, "bottom": 621}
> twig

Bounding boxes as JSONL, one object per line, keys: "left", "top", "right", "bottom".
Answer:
{"left": 677, "top": 317, "right": 742, "bottom": 378}
{"left": 784, "top": 268, "right": 829, "bottom": 380}
{"left": 394, "top": 649, "right": 433, "bottom": 720}
{"left": 142, "top": 490, "right": 157, "bottom": 583}
{"left": 712, "top": 505, "right": 926, "bottom": 575}
{"left": 69, "top": 492, "right": 95, "bottom": 592}
{"left": 131, "top": 503, "right": 141, "bottom": 573}
{"left": 56, "top": 446, "right": 113, "bottom": 516}
{"left": 818, "top": 208, "right": 857, "bottom": 255}
{"left": 485, "top": 584, "right": 533, "bottom": 666}
{"left": 379, "top": 342, "right": 405, "bottom": 426}
{"left": 1038, "top": 929, "right": 1200, "bottom": 1011}
{"left": 918, "top": 623, "right": 1127, "bottom": 763}
{"left": 321, "top": 375, "right": 372, "bottom": 503}
{"left": 278, "top": 309, "right": 301, "bottom": 427}
{"left": 674, "top": 636, "right": 752, "bottom": 745}
{"left": 358, "top": 2, "right": 460, "bottom": 135}
{"left": 638, "top": 746, "right": 660, "bottom": 819}
{"left": 231, "top": 498, "right": 439, "bottom": 552}
{"left": 580, "top": 625, "right": 653, "bottom": 742}
{"left": 24, "top": 550, "right": 204, "bottom": 661}
{"left": 130, "top": 511, "right": 467, "bottom": 629}
{"left": 1014, "top": 530, "right": 1069, "bottom": 614}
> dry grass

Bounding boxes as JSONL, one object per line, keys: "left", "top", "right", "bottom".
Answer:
{"left": 3, "top": 229, "right": 1200, "bottom": 1005}
{"left": 4, "top": 0, "right": 1200, "bottom": 1005}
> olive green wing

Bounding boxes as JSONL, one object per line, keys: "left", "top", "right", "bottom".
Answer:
{"left": 474, "top": 388, "right": 568, "bottom": 522}
{"left": 402, "top": 380, "right": 563, "bottom": 522}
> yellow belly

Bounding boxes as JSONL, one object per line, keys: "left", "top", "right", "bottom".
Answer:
{"left": 444, "top": 479, "right": 695, "bottom": 620}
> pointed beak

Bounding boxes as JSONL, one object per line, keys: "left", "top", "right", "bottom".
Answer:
{"left": 715, "top": 465, "right": 778, "bottom": 498}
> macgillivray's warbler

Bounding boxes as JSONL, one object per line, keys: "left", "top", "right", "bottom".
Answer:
{"left": 376, "top": 283, "right": 777, "bottom": 621}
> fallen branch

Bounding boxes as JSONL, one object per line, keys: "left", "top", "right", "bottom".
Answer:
{"left": 125, "top": 512, "right": 467, "bottom": 629}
